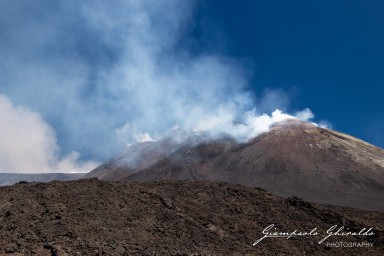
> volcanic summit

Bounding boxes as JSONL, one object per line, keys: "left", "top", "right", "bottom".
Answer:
{"left": 86, "top": 119, "right": 384, "bottom": 211}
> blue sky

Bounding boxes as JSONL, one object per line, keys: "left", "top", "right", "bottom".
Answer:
{"left": 192, "top": 0, "right": 384, "bottom": 147}
{"left": 0, "top": 0, "right": 382, "bottom": 172}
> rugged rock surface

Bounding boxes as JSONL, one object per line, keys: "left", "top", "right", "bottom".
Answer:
{"left": 0, "top": 178, "right": 383, "bottom": 255}
{"left": 86, "top": 120, "right": 384, "bottom": 211}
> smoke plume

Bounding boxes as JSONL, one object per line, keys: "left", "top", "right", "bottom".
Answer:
{"left": 0, "top": 0, "right": 323, "bottom": 172}
{"left": 0, "top": 95, "right": 97, "bottom": 172}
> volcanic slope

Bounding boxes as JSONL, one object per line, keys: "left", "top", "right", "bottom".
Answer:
{"left": 86, "top": 119, "right": 384, "bottom": 211}
{"left": 0, "top": 179, "right": 383, "bottom": 255}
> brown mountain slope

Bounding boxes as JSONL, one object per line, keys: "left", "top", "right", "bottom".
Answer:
{"left": 87, "top": 119, "right": 384, "bottom": 211}
{"left": 85, "top": 130, "right": 209, "bottom": 181}
{"left": 0, "top": 179, "right": 383, "bottom": 255}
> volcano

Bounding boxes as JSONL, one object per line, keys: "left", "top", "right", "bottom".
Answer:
{"left": 85, "top": 119, "right": 384, "bottom": 211}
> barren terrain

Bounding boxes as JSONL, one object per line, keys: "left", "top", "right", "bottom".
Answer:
{"left": 0, "top": 179, "right": 382, "bottom": 255}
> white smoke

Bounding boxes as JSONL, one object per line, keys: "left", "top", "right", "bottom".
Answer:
{"left": 0, "top": 95, "right": 98, "bottom": 173}
{"left": 0, "top": 0, "right": 326, "bottom": 172}
{"left": 193, "top": 108, "right": 302, "bottom": 142}
{"left": 295, "top": 108, "right": 314, "bottom": 121}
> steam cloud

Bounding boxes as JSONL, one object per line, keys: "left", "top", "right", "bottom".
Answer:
{"left": 0, "top": 95, "right": 97, "bottom": 172}
{"left": 0, "top": 0, "right": 323, "bottom": 173}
